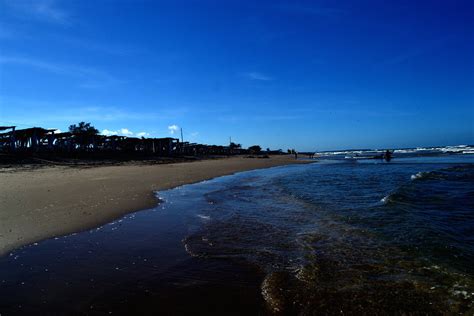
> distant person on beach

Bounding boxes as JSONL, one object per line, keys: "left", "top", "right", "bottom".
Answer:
{"left": 294, "top": 151, "right": 298, "bottom": 159}
{"left": 384, "top": 150, "right": 392, "bottom": 162}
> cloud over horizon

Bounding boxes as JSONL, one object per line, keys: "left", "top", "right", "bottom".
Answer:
{"left": 101, "top": 128, "right": 148, "bottom": 137}
{"left": 168, "top": 124, "right": 179, "bottom": 134}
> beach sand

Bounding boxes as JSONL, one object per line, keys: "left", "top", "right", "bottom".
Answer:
{"left": 0, "top": 155, "right": 308, "bottom": 256}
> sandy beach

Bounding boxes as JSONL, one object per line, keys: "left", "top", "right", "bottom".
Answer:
{"left": 0, "top": 155, "right": 307, "bottom": 256}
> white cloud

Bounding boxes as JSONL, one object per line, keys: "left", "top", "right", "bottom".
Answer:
{"left": 168, "top": 124, "right": 179, "bottom": 134}
{"left": 101, "top": 129, "right": 117, "bottom": 136}
{"left": 0, "top": 56, "right": 121, "bottom": 88}
{"left": 136, "top": 132, "right": 150, "bottom": 137}
{"left": 48, "top": 128, "right": 61, "bottom": 133}
{"left": 245, "top": 72, "right": 274, "bottom": 81}
{"left": 120, "top": 128, "right": 133, "bottom": 136}
{"left": 4, "top": 0, "right": 71, "bottom": 25}
{"left": 61, "top": 36, "right": 140, "bottom": 56}
{"left": 190, "top": 132, "right": 199, "bottom": 137}
{"left": 376, "top": 38, "right": 448, "bottom": 68}
{"left": 101, "top": 128, "right": 134, "bottom": 137}
{"left": 0, "top": 97, "right": 187, "bottom": 127}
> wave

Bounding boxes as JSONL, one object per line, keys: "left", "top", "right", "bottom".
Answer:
{"left": 411, "top": 171, "right": 429, "bottom": 180}
{"left": 380, "top": 195, "right": 390, "bottom": 204}
{"left": 318, "top": 145, "right": 474, "bottom": 157}
{"left": 176, "top": 161, "right": 474, "bottom": 314}
{"left": 196, "top": 214, "right": 211, "bottom": 220}
{"left": 381, "top": 165, "right": 474, "bottom": 206}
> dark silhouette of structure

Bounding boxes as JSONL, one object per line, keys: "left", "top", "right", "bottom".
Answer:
{"left": 0, "top": 126, "right": 181, "bottom": 156}
{"left": 0, "top": 123, "right": 281, "bottom": 162}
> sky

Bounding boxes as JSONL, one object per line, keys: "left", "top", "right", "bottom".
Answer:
{"left": 0, "top": 0, "right": 473, "bottom": 151}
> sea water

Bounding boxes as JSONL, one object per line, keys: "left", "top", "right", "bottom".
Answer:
{"left": 0, "top": 153, "right": 473, "bottom": 314}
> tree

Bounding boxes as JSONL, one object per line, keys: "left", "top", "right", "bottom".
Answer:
{"left": 229, "top": 142, "right": 241, "bottom": 149}
{"left": 68, "top": 122, "right": 99, "bottom": 149}
{"left": 69, "top": 122, "right": 99, "bottom": 135}
{"left": 248, "top": 145, "right": 261, "bottom": 154}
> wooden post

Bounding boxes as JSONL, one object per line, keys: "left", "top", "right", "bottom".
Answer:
{"left": 11, "top": 127, "right": 16, "bottom": 151}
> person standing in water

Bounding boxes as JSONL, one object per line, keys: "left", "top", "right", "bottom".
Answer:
{"left": 383, "top": 150, "right": 392, "bottom": 162}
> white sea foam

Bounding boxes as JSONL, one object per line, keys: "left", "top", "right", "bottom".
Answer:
{"left": 411, "top": 172, "right": 427, "bottom": 180}
{"left": 197, "top": 214, "right": 211, "bottom": 220}
{"left": 394, "top": 148, "right": 418, "bottom": 154}
{"left": 318, "top": 145, "right": 474, "bottom": 157}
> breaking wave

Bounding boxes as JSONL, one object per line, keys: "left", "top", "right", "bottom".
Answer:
{"left": 411, "top": 171, "right": 429, "bottom": 180}
{"left": 179, "top": 161, "right": 474, "bottom": 313}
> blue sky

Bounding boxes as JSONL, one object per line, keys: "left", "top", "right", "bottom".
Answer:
{"left": 0, "top": 0, "right": 473, "bottom": 151}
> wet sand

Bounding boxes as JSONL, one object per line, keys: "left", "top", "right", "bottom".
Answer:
{"left": 0, "top": 155, "right": 308, "bottom": 256}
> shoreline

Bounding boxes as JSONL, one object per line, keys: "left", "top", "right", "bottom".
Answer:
{"left": 0, "top": 155, "right": 310, "bottom": 256}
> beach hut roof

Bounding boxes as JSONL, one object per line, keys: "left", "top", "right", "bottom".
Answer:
{"left": 54, "top": 132, "right": 73, "bottom": 137}
{"left": 1, "top": 127, "right": 52, "bottom": 137}
{"left": 0, "top": 126, "right": 15, "bottom": 131}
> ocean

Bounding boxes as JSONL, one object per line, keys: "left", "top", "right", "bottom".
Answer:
{"left": 1, "top": 148, "right": 473, "bottom": 314}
